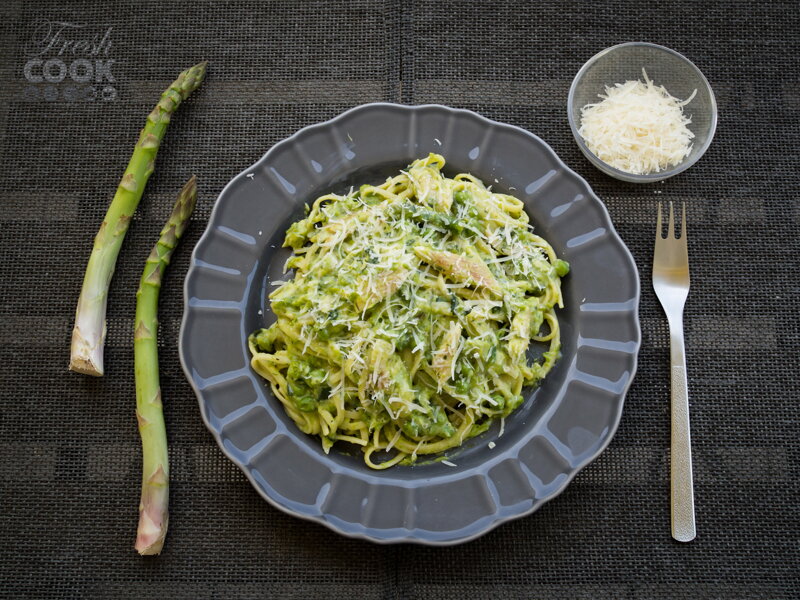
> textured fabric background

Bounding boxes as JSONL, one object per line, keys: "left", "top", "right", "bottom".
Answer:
{"left": 0, "top": 1, "right": 798, "bottom": 598}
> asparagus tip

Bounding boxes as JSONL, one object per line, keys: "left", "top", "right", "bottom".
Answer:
{"left": 186, "top": 61, "right": 208, "bottom": 85}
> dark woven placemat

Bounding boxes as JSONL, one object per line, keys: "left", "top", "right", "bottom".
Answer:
{"left": 1, "top": 1, "right": 798, "bottom": 598}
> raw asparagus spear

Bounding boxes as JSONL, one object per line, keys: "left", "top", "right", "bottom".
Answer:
{"left": 69, "top": 62, "right": 207, "bottom": 376}
{"left": 134, "top": 176, "right": 197, "bottom": 556}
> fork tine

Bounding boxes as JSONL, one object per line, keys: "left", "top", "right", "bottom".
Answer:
{"left": 668, "top": 201, "right": 676, "bottom": 239}
{"left": 681, "top": 203, "right": 687, "bottom": 240}
{"left": 656, "top": 202, "right": 663, "bottom": 240}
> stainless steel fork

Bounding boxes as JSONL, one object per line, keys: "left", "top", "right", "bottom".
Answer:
{"left": 653, "top": 202, "right": 696, "bottom": 542}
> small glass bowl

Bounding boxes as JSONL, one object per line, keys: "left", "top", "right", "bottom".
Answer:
{"left": 567, "top": 42, "right": 717, "bottom": 183}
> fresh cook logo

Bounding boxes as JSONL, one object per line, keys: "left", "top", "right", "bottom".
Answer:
{"left": 22, "top": 19, "right": 117, "bottom": 102}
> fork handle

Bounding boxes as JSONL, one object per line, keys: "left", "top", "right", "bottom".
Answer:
{"left": 670, "top": 327, "right": 696, "bottom": 542}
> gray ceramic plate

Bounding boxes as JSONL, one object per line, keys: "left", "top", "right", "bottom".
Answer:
{"left": 179, "top": 103, "right": 641, "bottom": 545}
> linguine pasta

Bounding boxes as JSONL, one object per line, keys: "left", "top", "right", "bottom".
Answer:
{"left": 248, "top": 154, "right": 569, "bottom": 469}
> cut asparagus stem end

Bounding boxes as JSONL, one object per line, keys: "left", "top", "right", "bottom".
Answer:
{"left": 69, "top": 294, "right": 108, "bottom": 376}
{"left": 135, "top": 465, "right": 169, "bottom": 555}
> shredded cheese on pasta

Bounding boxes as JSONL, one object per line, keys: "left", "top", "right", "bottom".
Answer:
{"left": 248, "top": 154, "right": 569, "bottom": 469}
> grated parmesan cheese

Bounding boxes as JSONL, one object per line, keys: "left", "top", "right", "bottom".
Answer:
{"left": 578, "top": 69, "right": 696, "bottom": 175}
